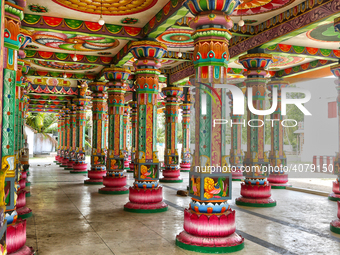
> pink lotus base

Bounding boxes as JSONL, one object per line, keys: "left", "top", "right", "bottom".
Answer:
{"left": 17, "top": 191, "right": 27, "bottom": 208}
{"left": 67, "top": 160, "right": 74, "bottom": 167}
{"left": 232, "top": 169, "right": 244, "bottom": 180}
{"left": 99, "top": 176, "right": 128, "bottom": 193}
{"left": 8, "top": 245, "right": 34, "bottom": 255}
{"left": 128, "top": 162, "right": 134, "bottom": 172}
{"left": 180, "top": 163, "right": 191, "bottom": 171}
{"left": 183, "top": 209, "right": 236, "bottom": 237}
{"left": 21, "top": 172, "right": 27, "bottom": 179}
{"left": 61, "top": 157, "right": 69, "bottom": 165}
{"left": 176, "top": 231, "right": 244, "bottom": 248}
{"left": 85, "top": 170, "right": 106, "bottom": 183}
{"left": 236, "top": 183, "right": 276, "bottom": 206}
{"left": 160, "top": 169, "right": 182, "bottom": 182}
{"left": 70, "top": 163, "right": 88, "bottom": 172}
{"left": 330, "top": 201, "right": 340, "bottom": 233}
{"left": 19, "top": 179, "right": 26, "bottom": 190}
{"left": 268, "top": 174, "right": 290, "bottom": 186}
{"left": 55, "top": 155, "right": 59, "bottom": 161}
{"left": 17, "top": 207, "right": 32, "bottom": 217}
{"left": 7, "top": 220, "right": 30, "bottom": 254}
{"left": 330, "top": 181, "right": 340, "bottom": 195}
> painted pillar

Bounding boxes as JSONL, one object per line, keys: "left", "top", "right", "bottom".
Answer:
{"left": 61, "top": 106, "right": 71, "bottom": 167}
{"left": 70, "top": 82, "right": 89, "bottom": 173}
{"left": 124, "top": 41, "right": 168, "bottom": 213}
{"left": 227, "top": 88, "right": 245, "bottom": 181}
{"left": 65, "top": 103, "right": 76, "bottom": 169}
{"left": 99, "top": 67, "right": 130, "bottom": 194}
{"left": 176, "top": 1, "right": 244, "bottom": 252}
{"left": 85, "top": 82, "right": 107, "bottom": 184}
{"left": 267, "top": 78, "right": 291, "bottom": 188}
{"left": 160, "top": 82, "right": 182, "bottom": 183}
{"left": 3, "top": 0, "right": 34, "bottom": 253}
{"left": 330, "top": 17, "right": 340, "bottom": 233}
{"left": 329, "top": 18, "right": 340, "bottom": 202}
{"left": 123, "top": 104, "right": 130, "bottom": 170}
{"left": 59, "top": 109, "right": 67, "bottom": 167}
{"left": 235, "top": 52, "right": 276, "bottom": 207}
{"left": 56, "top": 112, "right": 62, "bottom": 163}
{"left": 179, "top": 86, "right": 192, "bottom": 172}
{"left": 128, "top": 91, "right": 137, "bottom": 173}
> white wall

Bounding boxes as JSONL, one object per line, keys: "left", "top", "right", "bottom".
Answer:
{"left": 25, "top": 126, "right": 34, "bottom": 157}
{"left": 300, "top": 77, "right": 339, "bottom": 162}
{"left": 33, "top": 133, "right": 55, "bottom": 154}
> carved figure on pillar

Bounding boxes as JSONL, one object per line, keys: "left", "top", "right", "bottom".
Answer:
{"left": 235, "top": 52, "right": 276, "bottom": 207}
{"left": 99, "top": 67, "right": 131, "bottom": 194}
{"left": 160, "top": 81, "right": 182, "bottom": 182}
{"left": 176, "top": 0, "right": 244, "bottom": 252}
{"left": 85, "top": 82, "right": 107, "bottom": 184}
{"left": 179, "top": 86, "right": 192, "bottom": 172}
{"left": 124, "top": 40, "right": 168, "bottom": 213}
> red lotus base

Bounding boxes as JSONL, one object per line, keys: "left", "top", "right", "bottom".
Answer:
{"left": 98, "top": 176, "right": 128, "bottom": 194}
{"left": 177, "top": 210, "right": 244, "bottom": 253}
{"left": 7, "top": 219, "right": 33, "bottom": 254}
{"left": 236, "top": 183, "right": 276, "bottom": 207}
{"left": 128, "top": 162, "right": 134, "bottom": 172}
{"left": 19, "top": 179, "right": 26, "bottom": 190}
{"left": 330, "top": 201, "right": 340, "bottom": 234}
{"left": 84, "top": 170, "right": 106, "bottom": 184}
{"left": 124, "top": 186, "right": 168, "bottom": 213}
{"left": 232, "top": 169, "right": 244, "bottom": 181}
{"left": 67, "top": 160, "right": 74, "bottom": 168}
{"left": 268, "top": 174, "right": 291, "bottom": 188}
{"left": 61, "top": 157, "right": 69, "bottom": 165}
{"left": 329, "top": 181, "right": 340, "bottom": 201}
{"left": 180, "top": 163, "right": 191, "bottom": 172}
{"left": 70, "top": 163, "right": 88, "bottom": 173}
{"left": 160, "top": 169, "right": 182, "bottom": 183}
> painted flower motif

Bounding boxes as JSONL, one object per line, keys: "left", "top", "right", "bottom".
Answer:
{"left": 140, "top": 165, "right": 150, "bottom": 179}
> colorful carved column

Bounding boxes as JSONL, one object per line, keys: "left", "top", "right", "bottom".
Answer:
{"left": 128, "top": 91, "right": 137, "bottom": 173}
{"left": 59, "top": 110, "right": 67, "bottom": 166}
{"left": 267, "top": 78, "right": 291, "bottom": 188}
{"left": 124, "top": 41, "right": 168, "bottom": 212}
{"left": 3, "top": 0, "right": 34, "bottom": 253}
{"left": 65, "top": 103, "right": 76, "bottom": 169}
{"left": 180, "top": 87, "right": 192, "bottom": 172}
{"left": 227, "top": 88, "right": 245, "bottom": 181}
{"left": 176, "top": 1, "right": 244, "bottom": 252}
{"left": 70, "top": 83, "right": 89, "bottom": 173}
{"left": 56, "top": 112, "right": 62, "bottom": 164}
{"left": 99, "top": 67, "right": 130, "bottom": 194}
{"left": 330, "top": 18, "right": 340, "bottom": 233}
{"left": 235, "top": 52, "right": 276, "bottom": 207}
{"left": 61, "top": 106, "right": 71, "bottom": 167}
{"left": 85, "top": 82, "right": 107, "bottom": 184}
{"left": 123, "top": 104, "right": 130, "bottom": 170}
{"left": 160, "top": 82, "right": 182, "bottom": 183}
{"left": 329, "top": 18, "right": 340, "bottom": 202}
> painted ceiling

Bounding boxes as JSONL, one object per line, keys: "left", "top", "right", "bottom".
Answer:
{"left": 20, "top": 0, "right": 340, "bottom": 112}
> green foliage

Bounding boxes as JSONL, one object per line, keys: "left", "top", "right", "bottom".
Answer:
{"left": 26, "top": 112, "right": 58, "bottom": 134}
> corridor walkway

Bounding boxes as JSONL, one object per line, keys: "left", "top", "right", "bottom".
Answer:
{"left": 25, "top": 157, "right": 340, "bottom": 255}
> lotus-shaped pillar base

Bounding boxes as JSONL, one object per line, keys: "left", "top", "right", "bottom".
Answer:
{"left": 7, "top": 220, "right": 34, "bottom": 254}
{"left": 84, "top": 170, "right": 106, "bottom": 185}
{"left": 330, "top": 201, "right": 340, "bottom": 234}
{"left": 329, "top": 181, "right": 340, "bottom": 201}
{"left": 160, "top": 169, "right": 182, "bottom": 183}
{"left": 98, "top": 176, "right": 128, "bottom": 194}
{"left": 124, "top": 186, "right": 168, "bottom": 213}
{"left": 268, "top": 174, "right": 291, "bottom": 189}
{"left": 180, "top": 162, "right": 191, "bottom": 172}
{"left": 70, "top": 163, "right": 88, "bottom": 173}
{"left": 232, "top": 169, "right": 244, "bottom": 181}
{"left": 176, "top": 209, "right": 244, "bottom": 254}
{"left": 236, "top": 183, "right": 276, "bottom": 207}
{"left": 128, "top": 162, "right": 134, "bottom": 172}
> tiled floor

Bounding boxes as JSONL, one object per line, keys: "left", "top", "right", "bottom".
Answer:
{"left": 24, "top": 158, "right": 340, "bottom": 255}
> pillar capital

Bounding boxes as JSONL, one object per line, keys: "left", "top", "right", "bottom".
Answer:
{"left": 129, "top": 40, "right": 167, "bottom": 62}
{"left": 239, "top": 53, "right": 273, "bottom": 78}
{"left": 334, "top": 17, "right": 340, "bottom": 33}
{"left": 88, "top": 82, "right": 106, "bottom": 93}
{"left": 267, "top": 78, "right": 290, "bottom": 91}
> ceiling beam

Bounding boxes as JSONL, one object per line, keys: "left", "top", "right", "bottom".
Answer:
{"left": 265, "top": 44, "right": 340, "bottom": 61}
{"left": 229, "top": 0, "right": 340, "bottom": 59}
{"left": 22, "top": 14, "right": 143, "bottom": 40}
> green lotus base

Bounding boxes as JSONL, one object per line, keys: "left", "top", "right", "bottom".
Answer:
{"left": 60, "top": 165, "right": 68, "bottom": 167}
{"left": 64, "top": 167, "right": 73, "bottom": 170}
{"left": 25, "top": 182, "right": 31, "bottom": 187}
{"left": 176, "top": 239, "right": 244, "bottom": 253}
{"left": 53, "top": 161, "right": 58, "bottom": 163}
{"left": 70, "top": 171, "right": 87, "bottom": 174}
{"left": 56, "top": 163, "right": 61, "bottom": 165}
{"left": 123, "top": 206, "right": 168, "bottom": 213}
{"left": 232, "top": 179, "right": 243, "bottom": 181}
{"left": 25, "top": 192, "right": 31, "bottom": 197}
{"left": 84, "top": 181, "right": 103, "bottom": 185}
{"left": 159, "top": 179, "right": 183, "bottom": 183}
{"left": 18, "top": 211, "right": 33, "bottom": 220}
{"left": 330, "top": 225, "right": 340, "bottom": 234}
{"left": 98, "top": 190, "right": 129, "bottom": 195}
{"left": 328, "top": 196, "right": 340, "bottom": 201}
{"left": 180, "top": 170, "right": 190, "bottom": 172}
{"left": 235, "top": 200, "right": 277, "bottom": 207}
